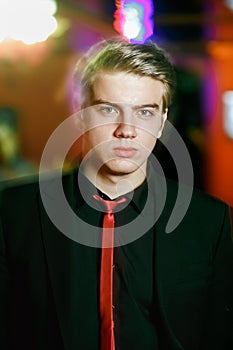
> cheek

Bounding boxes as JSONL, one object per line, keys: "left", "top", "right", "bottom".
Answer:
{"left": 140, "top": 132, "right": 157, "bottom": 151}
{"left": 83, "top": 126, "right": 113, "bottom": 149}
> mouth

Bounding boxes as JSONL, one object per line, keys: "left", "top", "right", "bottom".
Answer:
{"left": 113, "top": 147, "right": 138, "bottom": 158}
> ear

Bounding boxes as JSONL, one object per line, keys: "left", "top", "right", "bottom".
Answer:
{"left": 157, "top": 108, "right": 168, "bottom": 138}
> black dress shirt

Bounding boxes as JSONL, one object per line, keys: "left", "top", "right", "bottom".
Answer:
{"left": 74, "top": 171, "right": 159, "bottom": 349}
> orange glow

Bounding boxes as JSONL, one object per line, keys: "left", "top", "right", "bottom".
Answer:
{"left": 204, "top": 41, "right": 233, "bottom": 206}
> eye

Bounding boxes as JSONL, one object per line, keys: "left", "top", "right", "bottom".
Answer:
{"left": 99, "top": 105, "right": 118, "bottom": 115}
{"left": 137, "top": 109, "right": 155, "bottom": 118}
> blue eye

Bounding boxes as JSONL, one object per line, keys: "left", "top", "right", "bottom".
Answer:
{"left": 102, "top": 107, "right": 114, "bottom": 113}
{"left": 137, "top": 109, "right": 154, "bottom": 117}
{"left": 99, "top": 105, "right": 118, "bottom": 115}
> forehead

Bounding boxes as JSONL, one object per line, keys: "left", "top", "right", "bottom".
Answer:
{"left": 91, "top": 72, "right": 164, "bottom": 107}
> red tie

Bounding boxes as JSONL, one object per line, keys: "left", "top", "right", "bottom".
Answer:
{"left": 93, "top": 194, "right": 127, "bottom": 350}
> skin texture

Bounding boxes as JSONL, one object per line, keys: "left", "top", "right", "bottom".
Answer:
{"left": 79, "top": 72, "right": 167, "bottom": 198}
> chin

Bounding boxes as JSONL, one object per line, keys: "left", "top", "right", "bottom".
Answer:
{"left": 103, "top": 159, "right": 143, "bottom": 176}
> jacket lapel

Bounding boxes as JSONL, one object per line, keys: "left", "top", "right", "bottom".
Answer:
{"left": 154, "top": 176, "right": 185, "bottom": 350}
{"left": 40, "top": 201, "right": 74, "bottom": 350}
{"left": 155, "top": 213, "right": 184, "bottom": 350}
{"left": 38, "top": 171, "right": 100, "bottom": 349}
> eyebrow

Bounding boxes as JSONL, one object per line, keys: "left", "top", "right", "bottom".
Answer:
{"left": 91, "top": 99, "right": 160, "bottom": 110}
{"left": 91, "top": 99, "right": 119, "bottom": 107}
{"left": 132, "top": 103, "right": 160, "bottom": 111}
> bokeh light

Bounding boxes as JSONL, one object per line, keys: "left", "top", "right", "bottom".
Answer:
{"left": 0, "top": 0, "right": 57, "bottom": 45}
{"left": 225, "top": 0, "right": 233, "bottom": 10}
{"left": 223, "top": 91, "right": 233, "bottom": 139}
{"left": 114, "top": 0, "right": 154, "bottom": 43}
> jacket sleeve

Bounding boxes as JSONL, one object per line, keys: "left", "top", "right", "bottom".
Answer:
{"left": 200, "top": 204, "right": 233, "bottom": 349}
{"left": 0, "top": 218, "right": 9, "bottom": 349}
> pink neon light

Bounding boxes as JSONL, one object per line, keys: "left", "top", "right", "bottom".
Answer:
{"left": 113, "top": 0, "right": 154, "bottom": 43}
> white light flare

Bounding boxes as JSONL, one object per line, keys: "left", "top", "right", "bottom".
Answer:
{"left": 123, "top": 6, "right": 142, "bottom": 40}
{"left": 113, "top": 0, "right": 154, "bottom": 44}
{"left": 223, "top": 90, "right": 233, "bottom": 139}
{"left": 0, "top": 0, "right": 57, "bottom": 45}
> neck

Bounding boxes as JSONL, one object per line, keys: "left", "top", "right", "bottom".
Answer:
{"left": 81, "top": 162, "right": 147, "bottom": 199}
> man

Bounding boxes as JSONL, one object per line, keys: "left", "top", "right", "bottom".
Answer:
{"left": 0, "top": 38, "right": 232, "bottom": 350}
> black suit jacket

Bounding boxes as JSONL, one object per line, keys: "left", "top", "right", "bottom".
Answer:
{"left": 0, "top": 169, "right": 233, "bottom": 350}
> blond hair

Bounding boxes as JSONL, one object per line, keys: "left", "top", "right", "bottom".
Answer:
{"left": 73, "top": 38, "right": 176, "bottom": 111}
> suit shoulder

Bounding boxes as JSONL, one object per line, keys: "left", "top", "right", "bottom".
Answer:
{"left": 166, "top": 177, "right": 229, "bottom": 209}
{"left": 165, "top": 177, "right": 230, "bottom": 232}
{"left": 0, "top": 169, "right": 75, "bottom": 210}
{"left": 0, "top": 174, "right": 39, "bottom": 200}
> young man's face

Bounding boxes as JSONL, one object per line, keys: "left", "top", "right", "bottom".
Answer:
{"left": 80, "top": 71, "right": 167, "bottom": 180}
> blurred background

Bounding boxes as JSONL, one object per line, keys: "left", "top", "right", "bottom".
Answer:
{"left": 0, "top": 0, "right": 233, "bottom": 208}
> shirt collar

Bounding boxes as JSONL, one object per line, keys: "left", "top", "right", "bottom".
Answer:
{"left": 74, "top": 169, "right": 149, "bottom": 213}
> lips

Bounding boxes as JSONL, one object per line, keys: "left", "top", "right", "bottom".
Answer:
{"left": 113, "top": 147, "right": 138, "bottom": 158}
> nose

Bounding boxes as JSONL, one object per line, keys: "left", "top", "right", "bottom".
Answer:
{"left": 114, "top": 114, "right": 137, "bottom": 139}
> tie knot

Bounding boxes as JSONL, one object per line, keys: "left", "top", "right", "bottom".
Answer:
{"left": 93, "top": 194, "right": 127, "bottom": 213}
